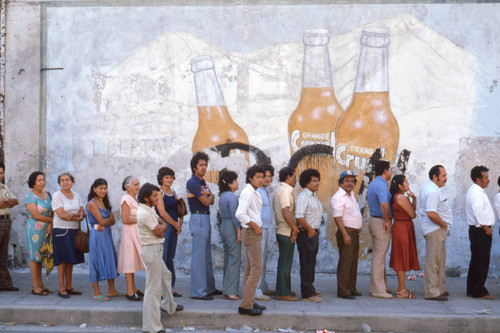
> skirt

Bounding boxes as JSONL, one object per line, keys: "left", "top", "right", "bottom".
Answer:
{"left": 389, "top": 219, "right": 420, "bottom": 272}
{"left": 117, "top": 224, "right": 145, "bottom": 273}
{"left": 53, "top": 228, "right": 85, "bottom": 266}
{"left": 89, "top": 225, "right": 118, "bottom": 283}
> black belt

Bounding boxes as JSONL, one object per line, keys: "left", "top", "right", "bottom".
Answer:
{"left": 0, "top": 214, "right": 10, "bottom": 219}
{"left": 298, "top": 228, "right": 319, "bottom": 233}
{"left": 191, "top": 211, "right": 210, "bottom": 215}
{"left": 371, "top": 215, "right": 383, "bottom": 219}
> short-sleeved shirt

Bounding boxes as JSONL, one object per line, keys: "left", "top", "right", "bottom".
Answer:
{"left": 495, "top": 193, "right": 500, "bottom": 222}
{"left": 137, "top": 203, "right": 164, "bottom": 246}
{"left": 465, "top": 183, "right": 495, "bottom": 227}
{"left": 331, "top": 187, "right": 363, "bottom": 229}
{"left": 52, "top": 190, "right": 83, "bottom": 229}
{"left": 186, "top": 174, "right": 211, "bottom": 213}
{"left": 418, "top": 181, "right": 453, "bottom": 236}
{"left": 295, "top": 188, "right": 322, "bottom": 230}
{"left": 258, "top": 186, "right": 273, "bottom": 229}
{"left": 273, "top": 182, "right": 296, "bottom": 237}
{"left": 366, "top": 176, "right": 391, "bottom": 217}
{"left": 0, "top": 183, "right": 17, "bottom": 215}
{"left": 120, "top": 193, "right": 140, "bottom": 223}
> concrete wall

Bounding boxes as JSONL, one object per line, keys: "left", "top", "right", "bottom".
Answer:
{"left": 4, "top": 1, "right": 500, "bottom": 279}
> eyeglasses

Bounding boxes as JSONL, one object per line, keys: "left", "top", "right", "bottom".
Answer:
{"left": 60, "top": 179, "right": 72, "bottom": 183}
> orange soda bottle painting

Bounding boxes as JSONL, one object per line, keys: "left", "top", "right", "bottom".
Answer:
{"left": 288, "top": 29, "right": 344, "bottom": 209}
{"left": 334, "top": 27, "right": 400, "bottom": 195}
{"left": 190, "top": 55, "right": 250, "bottom": 183}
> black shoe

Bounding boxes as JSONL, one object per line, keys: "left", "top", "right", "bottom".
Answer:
{"left": 442, "top": 291, "right": 449, "bottom": 297}
{"left": 238, "top": 307, "right": 263, "bottom": 316}
{"left": 58, "top": 290, "right": 70, "bottom": 299}
{"left": 0, "top": 286, "right": 19, "bottom": 291}
{"left": 209, "top": 289, "right": 223, "bottom": 296}
{"left": 253, "top": 303, "right": 266, "bottom": 311}
{"left": 66, "top": 288, "right": 82, "bottom": 295}
{"left": 126, "top": 293, "right": 142, "bottom": 301}
{"left": 340, "top": 295, "right": 356, "bottom": 300}
{"left": 157, "top": 330, "right": 166, "bottom": 333}
{"left": 176, "top": 304, "right": 184, "bottom": 312}
{"left": 172, "top": 291, "right": 182, "bottom": 297}
{"left": 425, "top": 295, "right": 448, "bottom": 301}
{"left": 191, "top": 295, "right": 214, "bottom": 300}
{"left": 135, "top": 289, "right": 144, "bottom": 297}
{"left": 352, "top": 292, "right": 362, "bottom": 296}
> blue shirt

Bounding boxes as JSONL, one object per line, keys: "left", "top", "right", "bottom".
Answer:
{"left": 258, "top": 187, "right": 272, "bottom": 229}
{"left": 219, "top": 191, "right": 240, "bottom": 230}
{"left": 186, "top": 174, "right": 211, "bottom": 213}
{"left": 366, "top": 176, "right": 392, "bottom": 217}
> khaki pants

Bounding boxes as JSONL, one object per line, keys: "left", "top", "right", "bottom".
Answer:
{"left": 369, "top": 217, "right": 391, "bottom": 294}
{"left": 424, "top": 228, "right": 447, "bottom": 298}
{"left": 241, "top": 228, "right": 262, "bottom": 309}
{"left": 141, "top": 243, "right": 177, "bottom": 333}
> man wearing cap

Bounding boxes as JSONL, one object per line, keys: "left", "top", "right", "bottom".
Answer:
{"left": 366, "top": 160, "right": 393, "bottom": 299}
{"left": 331, "top": 170, "right": 363, "bottom": 300}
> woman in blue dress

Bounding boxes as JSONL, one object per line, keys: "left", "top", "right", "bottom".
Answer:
{"left": 86, "top": 178, "right": 122, "bottom": 301}
{"left": 218, "top": 169, "right": 241, "bottom": 300}
{"left": 154, "top": 167, "right": 183, "bottom": 297}
{"left": 24, "top": 171, "right": 53, "bottom": 296}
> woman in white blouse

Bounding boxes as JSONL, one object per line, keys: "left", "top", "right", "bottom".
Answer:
{"left": 52, "top": 173, "right": 85, "bottom": 299}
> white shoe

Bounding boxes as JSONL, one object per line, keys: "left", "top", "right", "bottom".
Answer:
{"left": 255, "top": 294, "right": 271, "bottom": 301}
{"left": 371, "top": 292, "right": 393, "bottom": 299}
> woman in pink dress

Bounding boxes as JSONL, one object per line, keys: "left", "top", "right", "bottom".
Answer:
{"left": 117, "top": 176, "right": 146, "bottom": 301}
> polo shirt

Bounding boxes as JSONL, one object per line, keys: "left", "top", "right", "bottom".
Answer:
{"left": 186, "top": 174, "right": 211, "bottom": 213}
{"left": 366, "top": 176, "right": 391, "bottom": 217}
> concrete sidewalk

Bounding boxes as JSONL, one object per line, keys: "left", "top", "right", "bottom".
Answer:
{"left": 1, "top": 269, "right": 500, "bottom": 332}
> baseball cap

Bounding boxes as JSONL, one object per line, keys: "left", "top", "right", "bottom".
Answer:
{"left": 339, "top": 169, "right": 357, "bottom": 181}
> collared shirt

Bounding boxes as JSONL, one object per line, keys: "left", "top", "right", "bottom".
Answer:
{"left": 52, "top": 190, "right": 83, "bottom": 229}
{"left": 495, "top": 193, "right": 500, "bottom": 222}
{"left": 137, "top": 203, "right": 164, "bottom": 245}
{"left": 186, "top": 174, "right": 211, "bottom": 213}
{"left": 418, "top": 181, "right": 453, "bottom": 236}
{"left": 258, "top": 186, "right": 273, "bottom": 229}
{"left": 219, "top": 191, "right": 240, "bottom": 230}
{"left": 295, "top": 188, "right": 322, "bottom": 230}
{"left": 366, "top": 176, "right": 392, "bottom": 217}
{"left": 330, "top": 187, "right": 362, "bottom": 229}
{"left": 465, "top": 183, "right": 495, "bottom": 227}
{"left": 235, "top": 184, "right": 262, "bottom": 228}
{"left": 0, "top": 183, "right": 16, "bottom": 215}
{"left": 273, "top": 182, "right": 296, "bottom": 236}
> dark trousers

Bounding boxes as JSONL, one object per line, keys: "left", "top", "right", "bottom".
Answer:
{"left": 297, "top": 230, "right": 319, "bottom": 298}
{"left": 336, "top": 227, "right": 360, "bottom": 297}
{"left": 163, "top": 224, "right": 178, "bottom": 288}
{"left": 0, "top": 217, "right": 13, "bottom": 288}
{"left": 276, "top": 233, "right": 295, "bottom": 296}
{"left": 467, "top": 226, "right": 492, "bottom": 297}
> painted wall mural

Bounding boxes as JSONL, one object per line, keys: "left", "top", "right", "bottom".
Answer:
{"left": 40, "top": 4, "right": 500, "bottom": 274}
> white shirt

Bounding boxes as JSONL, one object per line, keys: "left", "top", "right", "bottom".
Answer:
{"left": 465, "top": 183, "right": 495, "bottom": 227}
{"left": 418, "top": 181, "right": 453, "bottom": 236}
{"left": 330, "top": 187, "right": 363, "bottom": 229}
{"left": 495, "top": 193, "right": 500, "bottom": 222}
{"left": 137, "top": 203, "right": 164, "bottom": 245}
{"left": 52, "top": 190, "right": 83, "bottom": 229}
{"left": 235, "top": 184, "right": 263, "bottom": 228}
{"left": 295, "top": 188, "right": 322, "bottom": 230}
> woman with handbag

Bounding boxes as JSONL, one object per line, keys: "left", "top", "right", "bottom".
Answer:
{"left": 24, "top": 171, "right": 53, "bottom": 296}
{"left": 52, "top": 173, "right": 85, "bottom": 298}
{"left": 154, "top": 167, "right": 184, "bottom": 297}
{"left": 87, "top": 178, "right": 121, "bottom": 301}
{"left": 118, "top": 176, "right": 146, "bottom": 301}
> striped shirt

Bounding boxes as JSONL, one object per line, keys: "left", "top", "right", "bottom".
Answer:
{"left": 295, "top": 188, "right": 322, "bottom": 230}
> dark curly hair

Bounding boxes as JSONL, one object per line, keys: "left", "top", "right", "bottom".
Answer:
{"left": 27, "top": 171, "right": 45, "bottom": 189}
{"left": 157, "top": 167, "right": 175, "bottom": 185}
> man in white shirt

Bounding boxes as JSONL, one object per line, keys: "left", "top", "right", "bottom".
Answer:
{"left": 494, "top": 176, "right": 500, "bottom": 222}
{"left": 235, "top": 165, "right": 266, "bottom": 316}
{"left": 419, "top": 165, "right": 452, "bottom": 301}
{"left": 331, "top": 170, "right": 363, "bottom": 300}
{"left": 466, "top": 166, "right": 496, "bottom": 300}
{"left": 137, "top": 183, "right": 182, "bottom": 333}
{"left": 296, "top": 168, "right": 322, "bottom": 303}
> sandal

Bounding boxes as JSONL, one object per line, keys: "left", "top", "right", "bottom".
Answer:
{"left": 396, "top": 289, "right": 416, "bottom": 299}
{"left": 66, "top": 288, "right": 82, "bottom": 295}
{"left": 31, "top": 286, "right": 48, "bottom": 296}
{"left": 58, "top": 289, "right": 70, "bottom": 299}
{"left": 135, "top": 289, "right": 144, "bottom": 297}
{"left": 93, "top": 295, "right": 110, "bottom": 301}
{"left": 107, "top": 291, "right": 125, "bottom": 297}
{"left": 41, "top": 285, "right": 53, "bottom": 294}
{"left": 224, "top": 294, "right": 239, "bottom": 300}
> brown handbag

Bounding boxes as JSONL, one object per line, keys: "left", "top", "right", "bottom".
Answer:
{"left": 75, "top": 217, "right": 90, "bottom": 253}
{"left": 176, "top": 198, "right": 188, "bottom": 217}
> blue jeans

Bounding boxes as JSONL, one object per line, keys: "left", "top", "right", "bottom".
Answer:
{"left": 163, "top": 223, "right": 178, "bottom": 288}
{"left": 189, "top": 214, "right": 215, "bottom": 297}
{"left": 219, "top": 219, "right": 241, "bottom": 295}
